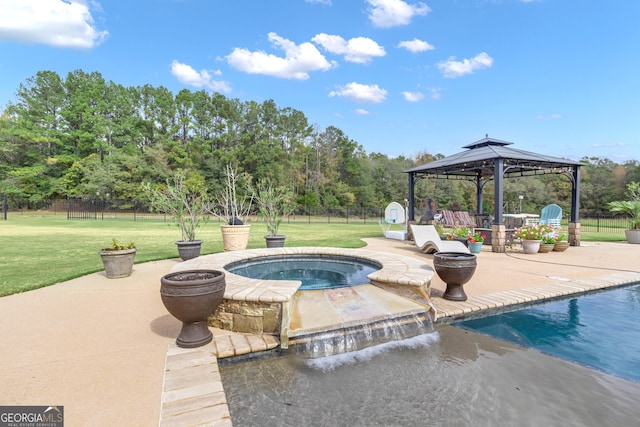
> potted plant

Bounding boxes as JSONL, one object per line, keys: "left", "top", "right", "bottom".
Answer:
{"left": 254, "top": 179, "right": 296, "bottom": 248}
{"left": 553, "top": 232, "right": 570, "bottom": 252}
{"left": 467, "top": 232, "right": 485, "bottom": 254}
{"left": 98, "top": 238, "right": 137, "bottom": 279}
{"left": 539, "top": 234, "right": 556, "bottom": 253}
{"left": 514, "top": 223, "right": 553, "bottom": 254}
{"left": 211, "top": 164, "right": 254, "bottom": 251}
{"left": 445, "top": 226, "right": 471, "bottom": 247}
{"left": 142, "top": 170, "right": 209, "bottom": 260}
{"left": 607, "top": 182, "right": 640, "bottom": 244}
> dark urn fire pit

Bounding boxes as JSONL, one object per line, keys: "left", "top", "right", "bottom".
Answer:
{"left": 160, "top": 269, "right": 226, "bottom": 348}
{"left": 433, "top": 252, "right": 477, "bottom": 301}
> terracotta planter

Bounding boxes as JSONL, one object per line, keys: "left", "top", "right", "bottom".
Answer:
{"left": 98, "top": 248, "right": 137, "bottom": 279}
{"left": 433, "top": 252, "right": 477, "bottom": 301}
{"left": 522, "top": 239, "right": 541, "bottom": 254}
{"left": 265, "top": 235, "right": 286, "bottom": 248}
{"left": 176, "top": 240, "right": 203, "bottom": 261}
{"left": 538, "top": 243, "right": 555, "bottom": 253}
{"left": 553, "top": 241, "right": 570, "bottom": 252}
{"left": 221, "top": 224, "right": 251, "bottom": 251}
{"left": 160, "top": 270, "right": 226, "bottom": 348}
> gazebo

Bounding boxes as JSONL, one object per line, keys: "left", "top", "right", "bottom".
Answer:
{"left": 405, "top": 136, "right": 582, "bottom": 252}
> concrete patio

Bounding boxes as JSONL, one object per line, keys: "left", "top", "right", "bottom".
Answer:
{"left": 1, "top": 238, "right": 639, "bottom": 426}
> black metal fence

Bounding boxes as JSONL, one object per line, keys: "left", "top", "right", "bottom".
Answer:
{"left": 578, "top": 215, "right": 628, "bottom": 234}
{"left": 63, "top": 198, "right": 629, "bottom": 233}
{"left": 64, "top": 197, "right": 390, "bottom": 224}
{"left": 0, "top": 196, "right": 629, "bottom": 234}
{"left": 66, "top": 197, "right": 167, "bottom": 221}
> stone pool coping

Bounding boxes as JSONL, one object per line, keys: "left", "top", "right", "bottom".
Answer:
{"left": 170, "top": 246, "right": 435, "bottom": 348}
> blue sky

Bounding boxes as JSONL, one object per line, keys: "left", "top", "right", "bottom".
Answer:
{"left": 1, "top": 0, "right": 638, "bottom": 162}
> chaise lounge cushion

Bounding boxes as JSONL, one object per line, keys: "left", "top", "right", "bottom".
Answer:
{"left": 410, "top": 224, "right": 470, "bottom": 254}
{"left": 437, "top": 210, "right": 476, "bottom": 228}
{"left": 454, "top": 211, "right": 476, "bottom": 227}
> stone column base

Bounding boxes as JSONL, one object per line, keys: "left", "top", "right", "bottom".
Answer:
{"left": 569, "top": 222, "right": 581, "bottom": 246}
{"left": 491, "top": 224, "right": 507, "bottom": 253}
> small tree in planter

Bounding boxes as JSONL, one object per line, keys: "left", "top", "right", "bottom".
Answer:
{"left": 210, "top": 164, "right": 254, "bottom": 251}
{"left": 142, "top": 170, "right": 209, "bottom": 260}
{"left": 608, "top": 181, "right": 640, "bottom": 244}
{"left": 254, "top": 179, "right": 296, "bottom": 247}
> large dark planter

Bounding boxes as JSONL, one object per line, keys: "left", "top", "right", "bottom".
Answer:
{"left": 433, "top": 252, "right": 477, "bottom": 301}
{"left": 265, "top": 235, "right": 286, "bottom": 248}
{"left": 98, "top": 248, "right": 137, "bottom": 279}
{"left": 175, "top": 240, "right": 203, "bottom": 261}
{"left": 160, "top": 269, "right": 226, "bottom": 348}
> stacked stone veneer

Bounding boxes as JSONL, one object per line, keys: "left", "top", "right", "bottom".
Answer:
{"left": 209, "top": 300, "right": 282, "bottom": 336}
{"left": 491, "top": 224, "right": 508, "bottom": 253}
{"left": 569, "top": 222, "right": 581, "bottom": 246}
{"left": 170, "top": 247, "right": 434, "bottom": 348}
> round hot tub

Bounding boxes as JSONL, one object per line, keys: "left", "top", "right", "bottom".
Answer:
{"left": 226, "top": 254, "right": 382, "bottom": 290}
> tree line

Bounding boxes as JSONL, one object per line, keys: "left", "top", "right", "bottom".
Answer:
{"left": 1, "top": 69, "right": 639, "bottom": 216}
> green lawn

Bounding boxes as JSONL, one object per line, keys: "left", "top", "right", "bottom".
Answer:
{"left": 0, "top": 212, "right": 625, "bottom": 297}
{"left": 0, "top": 212, "right": 382, "bottom": 296}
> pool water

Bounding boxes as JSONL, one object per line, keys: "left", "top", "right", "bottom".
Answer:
{"left": 220, "top": 326, "right": 640, "bottom": 426}
{"left": 226, "top": 255, "right": 380, "bottom": 290}
{"left": 455, "top": 283, "right": 640, "bottom": 383}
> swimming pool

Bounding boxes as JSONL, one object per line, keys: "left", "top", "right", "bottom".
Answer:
{"left": 455, "top": 283, "right": 640, "bottom": 383}
{"left": 219, "top": 284, "right": 640, "bottom": 425}
{"left": 226, "top": 255, "right": 381, "bottom": 290}
{"left": 220, "top": 326, "right": 640, "bottom": 426}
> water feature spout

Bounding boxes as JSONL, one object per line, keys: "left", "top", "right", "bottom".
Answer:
{"left": 290, "top": 312, "right": 435, "bottom": 358}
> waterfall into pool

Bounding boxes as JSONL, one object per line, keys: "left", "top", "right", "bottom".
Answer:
{"left": 290, "top": 312, "right": 435, "bottom": 359}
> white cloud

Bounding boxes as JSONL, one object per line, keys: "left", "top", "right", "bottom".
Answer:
{"left": 312, "top": 33, "right": 386, "bottom": 64}
{"left": 402, "top": 91, "right": 424, "bottom": 102}
{"left": 366, "top": 0, "right": 431, "bottom": 28}
{"left": 329, "top": 82, "right": 388, "bottom": 103}
{"left": 398, "top": 38, "right": 434, "bottom": 53}
{"left": 437, "top": 52, "right": 494, "bottom": 78}
{"left": 536, "top": 114, "right": 561, "bottom": 120}
{"left": 355, "top": 108, "right": 371, "bottom": 115}
{"left": 0, "top": 0, "right": 108, "bottom": 48}
{"left": 226, "top": 32, "right": 336, "bottom": 79}
{"left": 171, "top": 60, "right": 232, "bottom": 93}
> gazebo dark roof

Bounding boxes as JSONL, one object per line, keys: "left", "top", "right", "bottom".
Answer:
{"left": 406, "top": 137, "right": 582, "bottom": 179}
{"left": 405, "top": 136, "right": 582, "bottom": 251}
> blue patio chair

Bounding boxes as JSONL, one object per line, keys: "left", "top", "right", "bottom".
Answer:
{"left": 540, "top": 204, "right": 562, "bottom": 228}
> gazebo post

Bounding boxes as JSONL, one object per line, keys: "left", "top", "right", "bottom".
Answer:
{"left": 408, "top": 172, "right": 415, "bottom": 222}
{"left": 569, "top": 167, "right": 581, "bottom": 246}
{"left": 476, "top": 174, "right": 483, "bottom": 215}
{"left": 492, "top": 158, "right": 507, "bottom": 253}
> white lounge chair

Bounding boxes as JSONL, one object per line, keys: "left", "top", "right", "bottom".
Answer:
{"left": 410, "top": 224, "right": 470, "bottom": 254}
